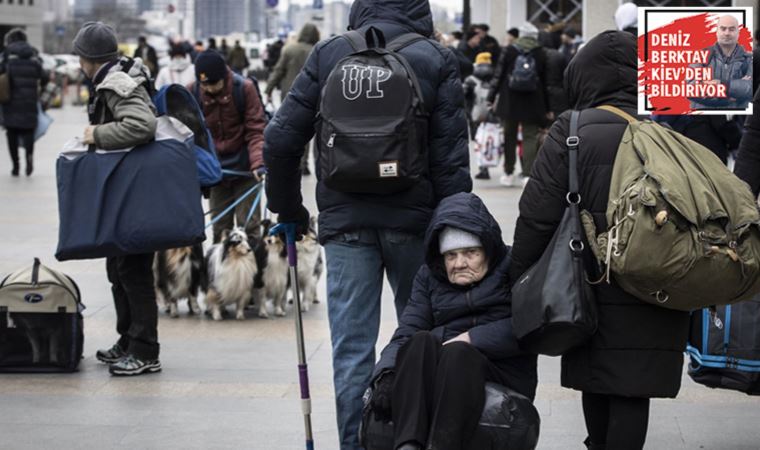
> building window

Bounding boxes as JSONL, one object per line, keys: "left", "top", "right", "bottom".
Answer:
{"left": 527, "top": 0, "right": 582, "bottom": 29}
{"left": 634, "top": 0, "right": 731, "bottom": 6}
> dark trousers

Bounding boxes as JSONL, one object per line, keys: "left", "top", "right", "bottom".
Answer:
{"left": 392, "top": 331, "right": 507, "bottom": 450}
{"left": 503, "top": 120, "right": 541, "bottom": 176}
{"left": 6, "top": 128, "right": 34, "bottom": 168}
{"left": 209, "top": 176, "right": 261, "bottom": 243}
{"left": 106, "top": 254, "right": 159, "bottom": 360}
{"left": 582, "top": 392, "right": 651, "bottom": 450}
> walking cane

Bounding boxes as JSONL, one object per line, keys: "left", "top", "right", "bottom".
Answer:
{"left": 269, "top": 222, "right": 314, "bottom": 450}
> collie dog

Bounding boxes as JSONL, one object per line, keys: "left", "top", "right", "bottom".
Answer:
{"left": 153, "top": 244, "right": 206, "bottom": 317}
{"left": 253, "top": 223, "right": 289, "bottom": 318}
{"left": 294, "top": 218, "right": 323, "bottom": 312}
{"left": 204, "top": 228, "right": 258, "bottom": 320}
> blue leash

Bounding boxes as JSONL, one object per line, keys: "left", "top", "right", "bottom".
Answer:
{"left": 245, "top": 188, "right": 263, "bottom": 225}
{"left": 205, "top": 183, "right": 261, "bottom": 230}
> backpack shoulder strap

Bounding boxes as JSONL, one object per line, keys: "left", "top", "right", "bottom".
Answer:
{"left": 231, "top": 73, "right": 246, "bottom": 121}
{"left": 342, "top": 30, "right": 367, "bottom": 52}
{"left": 387, "top": 33, "right": 426, "bottom": 52}
{"left": 596, "top": 105, "right": 637, "bottom": 124}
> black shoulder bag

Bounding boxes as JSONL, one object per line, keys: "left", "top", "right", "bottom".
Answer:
{"left": 511, "top": 110, "right": 597, "bottom": 356}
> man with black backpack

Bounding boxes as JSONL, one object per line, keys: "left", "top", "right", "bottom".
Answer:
{"left": 73, "top": 22, "right": 161, "bottom": 376}
{"left": 488, "top": 22, "right": 552, "bottom": 188}
{"left": 190, "top": 50, "right": 267, "bottom": 242}
{"left": 263, "top": 1, "right": 472, "bottom": 448}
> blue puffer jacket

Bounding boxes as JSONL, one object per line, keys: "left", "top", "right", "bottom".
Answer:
{"left": 373, "top": 192, "right": 538, "bottom": 400}
{"left": 1, "top": 41, "right": 43, "bottom": 130}
{"left": 263, "top": 0, "right": 472, "bottom": 243}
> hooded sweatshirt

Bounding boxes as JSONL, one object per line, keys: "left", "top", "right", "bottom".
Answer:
{"left": 265, "top": 23, "right": 320, "bottom": 98}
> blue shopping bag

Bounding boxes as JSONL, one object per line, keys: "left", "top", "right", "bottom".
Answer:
{"left": 55, "top": 117, "right": 206, "bottom": 261}
{"left": 34, "top": 103, "right": 53, "bottom": 141}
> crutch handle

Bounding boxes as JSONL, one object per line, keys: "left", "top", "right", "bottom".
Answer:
{"left": 269, "top": 222, "right": 297, "bottom": 266}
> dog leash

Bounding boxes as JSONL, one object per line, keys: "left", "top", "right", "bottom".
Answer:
{"left": 205, "top": 182, "right": 261, "bottom": 230}
{"left": 244, "top": 188, "right": 264, "bottom": 226}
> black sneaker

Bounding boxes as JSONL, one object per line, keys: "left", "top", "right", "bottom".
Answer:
{"left": 109, "top": 355, "right": 161, "bottom": 376}
{"left": 96, "top": 344, "right": 127, "bottom": 364}
{"left": 474, "top": 169, "right": 490, "bottom": 180}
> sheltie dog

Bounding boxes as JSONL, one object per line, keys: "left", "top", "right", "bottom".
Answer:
{"left": 153, "top": 244, "right": 206, "bottom": 318}
{"left": 294, "top": 217, "right": 323, "bottom": 312}
{"left": 253, "top": 220, "right": 289, "bottom": 318}
{"left": 204, "top": 228, "right": 258, "bottom": 321}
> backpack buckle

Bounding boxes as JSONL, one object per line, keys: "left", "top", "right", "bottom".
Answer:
{"left": 566, "top": 136, "right": 580, "bottom": 147}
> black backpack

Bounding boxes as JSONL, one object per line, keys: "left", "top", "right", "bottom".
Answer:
{"left": 318, "top": 27, "right": 429, "bottom": 194}
{"left": 509, "top": 48, "right": 539, "bottom": 93}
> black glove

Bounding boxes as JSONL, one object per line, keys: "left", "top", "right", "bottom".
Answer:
{"left": 371, "top": 372, "right": 395, "bottom": 422}
{"left": 277, "top": 204, "right": 310, "bottom": 239}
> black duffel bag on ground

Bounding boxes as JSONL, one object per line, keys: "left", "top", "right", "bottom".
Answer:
{"left": 55, "top": 116, "right": 206, "bottom": 261}
{"left": 0, "top": 258, "right": 84, "bottom": 372}
{"left": 511, "top": 110, "right": 597, "bottom": 356}
{"left": 360, "top": 382, "right": 540, "bottom": 450}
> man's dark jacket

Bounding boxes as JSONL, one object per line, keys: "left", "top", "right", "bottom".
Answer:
{"left": 373, "top": 192, "right": 537, "bottom": 400}
{"left": 1, "top": 41, "right": 43, "bottom": 130}
{"left": 510, "top": 31, "right": 689, "bottom": 398}
{"left": 263, "top": 0, "right": 472, "bottom": 243}
{"left": 690, "top": 43, "right": 753, "bottom": 109}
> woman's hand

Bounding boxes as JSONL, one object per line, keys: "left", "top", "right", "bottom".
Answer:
{"left": 443, "top": 332, "right": 471, "bottom": 345}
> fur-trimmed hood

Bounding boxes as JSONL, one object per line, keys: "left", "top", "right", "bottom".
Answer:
{"left": 95, "top": 57, "right": 150, "bottom": 98}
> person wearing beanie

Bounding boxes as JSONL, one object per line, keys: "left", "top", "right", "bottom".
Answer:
{"left": 1, "top": 27, "right": 44, "bottom": 176}
{"left": 73, "top": 21, "right": 161, "bottom": 377}
{"left": 189, "top": 50, "right": 267, "bottom": 243}
{"left": 463, "top": 52, "right": 498, "bottom": 179}
{"left": 489, "top": 21, "right": 552, "bottom": 188}
{"left": 368, "top": 192, "right": 537, "bottom": 450}
{"left": 155, "top": 45, "right": 195, "bottom": 89}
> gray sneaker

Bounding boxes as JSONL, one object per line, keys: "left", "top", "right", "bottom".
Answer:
{"left": 109, "top": 355, "right": 161, "bottom": 376}
{"left": 95, "top": 344, "right": 127, "bottom": 364}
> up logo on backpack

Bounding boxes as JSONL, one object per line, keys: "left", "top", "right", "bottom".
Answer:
{"left": 341, "top": 64, "right": 392, "bottom": 101}
{"left": 319, "top": 27, "right": 428, "bottom": 195}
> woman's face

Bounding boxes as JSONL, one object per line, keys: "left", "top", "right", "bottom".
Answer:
{"left": 444, "top": 247, "right": 488, "bottom": 286}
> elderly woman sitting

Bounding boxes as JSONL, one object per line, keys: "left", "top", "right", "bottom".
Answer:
{"left": 368, "top": 192, "right": 538, "bottom": 450}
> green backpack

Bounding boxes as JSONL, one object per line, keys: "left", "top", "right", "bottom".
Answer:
{"left": 581, "top": 105, "right": 760, "bottom": 311}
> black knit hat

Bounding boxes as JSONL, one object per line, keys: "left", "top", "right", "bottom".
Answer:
{"left": 72, "top": 22, "right": 118, "bottom": 62}
{"left": 194, "top": 50, "right": 227, "bottom": 83}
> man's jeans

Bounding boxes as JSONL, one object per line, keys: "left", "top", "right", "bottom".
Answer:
{"left": 324, "top": 229, "right": 425, "bottom": 450}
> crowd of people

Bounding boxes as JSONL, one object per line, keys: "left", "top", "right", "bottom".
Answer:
{"left": 1, "top": 0, "right": 759, "bottom": 449}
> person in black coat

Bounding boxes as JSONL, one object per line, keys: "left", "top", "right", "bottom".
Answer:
{"left": 488, "top": 22, "right": 552, "bottom": 187}
{"left": 133, "top": 36, "right": 158, "bottom": 77}
{"left": 538, "top": 31, "right": 569, "bottom": 117}
{"left": 369, "top": 192, "right": 537, "bottom": 450}
{"left": 1, "top": 28, "right": 44, "bottom": 177}
{"left": 263, "top": 1, "right": 471, "bottom": 448}
{"left": 510, "top": 31, "right": 690, "bottom": 450}
{"left": 735, "top": 87, "right": 760, "bottom": 195}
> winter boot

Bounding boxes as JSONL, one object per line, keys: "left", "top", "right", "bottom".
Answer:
{"left": 9, "top": 147, "right": 19, "bottom": 177}
{"left": 584, "top": 437, "right": 606, "bottom": 450}
{"left": 25, "top": 150, "right": 33, "bottom": 176}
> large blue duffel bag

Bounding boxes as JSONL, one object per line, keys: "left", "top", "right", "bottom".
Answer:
{"left": 55, "top": 116, "right": 206, "bottom": 261}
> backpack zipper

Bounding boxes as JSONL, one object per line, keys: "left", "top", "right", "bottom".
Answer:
{"left": 326, "top": 134, "right": 336, "bottom": 148}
